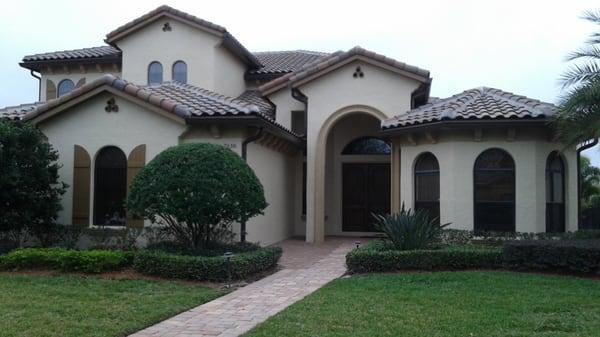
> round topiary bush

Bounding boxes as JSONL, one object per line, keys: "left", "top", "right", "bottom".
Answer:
{"left": 126, "top": 143, "right": 267, "bottom": 249}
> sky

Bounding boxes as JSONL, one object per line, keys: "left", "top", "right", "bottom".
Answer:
{"left": 1, "top": 0, "right": 599, "bottom": 161}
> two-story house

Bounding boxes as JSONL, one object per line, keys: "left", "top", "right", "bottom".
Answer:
{"left": 1, "top": 5, "right": 581, "bottom": 245}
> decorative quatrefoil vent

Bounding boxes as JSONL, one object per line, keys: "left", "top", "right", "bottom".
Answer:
{"left": 162, "top": 22, "right": 172, "bottom": 32}
{"left": 353, "top": 66, "right": 364, "bottom": 78}
{"left": 105, "top": 97, "right": 119, "bottom": 113}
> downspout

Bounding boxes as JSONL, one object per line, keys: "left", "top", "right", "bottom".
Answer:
{"left": 577, "top": 138, "right": 598, "bottom": 229}
{"left": 29, "top": 70, "right": 41, "bottom": 101}
{"left": 240, "top": 126, "right": 264, "bottom": 242}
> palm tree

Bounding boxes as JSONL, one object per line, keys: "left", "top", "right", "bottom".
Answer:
{"left": 553, "top": 10, "right": 600, "bottom": 147}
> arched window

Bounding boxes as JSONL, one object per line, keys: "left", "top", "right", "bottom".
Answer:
{"left": 474, "top": 148, "right": 515, "bottom": 232}
{"left": 57, "top": 79, "right": 74, "bottom": 97}
{"left": 414, "top": 152, "right": 440, "bottom": 223}
{"left": 546, "top": 152, "right": 565, "bottom": 232}
{"left": 342, "top": 137, "right": 391, "bottom": 155}
{"left": 172, "top": 61, "right": 187, "bottom": 83}
{"left": 94, "top": 146, "right": 127, "bottom": 226}
{"left": 148, "top": 61, "right": 163, "bottom": 85}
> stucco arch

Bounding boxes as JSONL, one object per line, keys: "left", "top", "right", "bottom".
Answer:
{"left": 307, "top": 104, "right": 387, "bottom": 243}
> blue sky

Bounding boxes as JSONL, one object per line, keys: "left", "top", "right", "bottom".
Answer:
{"left": 1, "top": 0, "right": 599, "bottom": 162}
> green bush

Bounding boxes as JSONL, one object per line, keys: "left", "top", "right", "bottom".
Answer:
{"left": 0, "top": 248, "right": 132, "bottom": 273}
{"left": 126, "top": 143, "right": 267, "bottom": 249}
{"left": 133, "top": 246, "right": 282, "bottom": 281}
{"left": 346, "top": 241, "right": 502, "bottom": 273}
{"left": 0, "top": 120, "right": 67, "bottom": 245}
{"left": 374, "top": 204, "right": 449, "bottom": 250}
{"left": 146, "top": 240, "right": 260, "bottom": 256}
{"left": 503, "top": 240, "right": 600, "bottom": 274}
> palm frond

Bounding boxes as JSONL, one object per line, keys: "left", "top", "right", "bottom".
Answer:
{"left": 582, "top": 10, "right": 600, "bottom": 24}
{"left": 566, "top": 45, "right": 600, "bottom": 61}
{"left": 559, "top": 62, "right": 600, "bottom": 88}
{"left": 553, "top": 80, "right": 600, "bottom": 146}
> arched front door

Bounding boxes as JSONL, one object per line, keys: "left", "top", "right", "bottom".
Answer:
{"left": 341, "top": 137, "right": 391, "bottom": 232}
{"left": 94, "top": 146, "right": 127, "bottom": 226}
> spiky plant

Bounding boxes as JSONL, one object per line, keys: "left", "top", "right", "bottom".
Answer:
{"left": 373, "top": 204, "right": 450, "bottom": 251}
{"left": 554, "top": 10, "right": 600, "bottom": 147}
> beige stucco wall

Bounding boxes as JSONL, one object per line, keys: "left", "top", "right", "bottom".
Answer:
{"left": 36, "top": 91, "right": 187, "bottom": 226}
{"left": 267, "top": 89, "right": 305, "bottom": 131}
{"left": 117, "top": 18, "right": 246, "bottom": 96}
{"left": 296, "top": 60, "right": 422, "bottom": 242}
{"left": 246, "top": 142, "right": 296, "bottom": 245}
{"left": 395, "top": 128, "right": 578, "bottom": 232}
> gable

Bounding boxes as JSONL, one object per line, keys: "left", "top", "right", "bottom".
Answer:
{"left": 298, "top": 60, "right": 423, "bottom": 118}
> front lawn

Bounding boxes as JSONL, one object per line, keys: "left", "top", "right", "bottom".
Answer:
{"left": 244, "top": 271, "right": 600, "bottom": 337}
{"left": 0, "top": 273, "right": 221, "bottom": 337}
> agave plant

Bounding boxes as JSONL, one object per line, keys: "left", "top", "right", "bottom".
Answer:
{"left": 373, "top": 204, "right": 450, "bottom": 250}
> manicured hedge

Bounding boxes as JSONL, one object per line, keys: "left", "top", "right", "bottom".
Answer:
{"left": 133, "top": 246, "right": 282, "bottom": 281}
{"left": 346, "top": 241, "right": 502, "bottom": 273}
{"left": 0, "top": 248, "right": 133, "bottom": 273}
{"left": 503, "top": 240, "right": 600, "bottom": 274}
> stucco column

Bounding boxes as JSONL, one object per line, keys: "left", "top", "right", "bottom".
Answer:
{"left": 305, "top": 133, "right": 325, "bottom": 243}
{"left": 391, "top": 139, "right": 401, "bottom": 213}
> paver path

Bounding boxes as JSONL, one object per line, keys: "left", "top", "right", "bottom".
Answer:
{"left": 129, "top": 237, "right": 355, "bottom": 337}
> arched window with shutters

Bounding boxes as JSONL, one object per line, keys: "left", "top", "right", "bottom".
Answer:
{"left": 474, "top": 148, "right": 515, "bottom": 232}
{"left": 546, "top": 152, "right": 566, "bottom": 232}
{"left": 148, "top": 61, "right": 163, "bottom": 85}
{"left": 57, "top": 79, "right": 75, "bottom": 97}
{"left": 414, "top": 152, "right": 440, "bottom": 223}
{"left": 46, "top": 79, "right": 57, "bottom": 100}
{"left": 172, "top": 61, "right": 187, "bottom": 83}
{"left": 94, "top": 146, "right": 127, "bottom": 226}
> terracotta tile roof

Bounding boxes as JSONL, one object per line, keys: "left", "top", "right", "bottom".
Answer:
{"left": 236, "top": 90, "right": 275, "bottom": 118}
{"left": 0, "top": 102, "right": 44, "bottom": 120}
{"left": 104, "top": 5, "right": 261, "bottom": 68}
{"left": 247, "top": 50, "right": 330, "bottom": 79}
{"left": 259, "top": 46, "right": 431, "bottom": 95}
{"left": 19, "top": 75, "right": 299, "bottom": 138}
{"left": 382, "top": 87, "right": 556, "bottom": 129}
{"left": 22, "top": 46, "right": 121, "bottom": 62}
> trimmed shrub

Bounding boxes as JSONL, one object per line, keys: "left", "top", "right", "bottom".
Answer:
{"left": 374, "top": 204, "right": 450, "bottom": 250}
{"left": 146, "top": 240, "right": 260, "bottom": 257}
{"left": 133, "top": 246, "right": 282, "bottom": 281}
{"left": 346, "top": 241, "right": 502, "bottom": 273}
{"left": 127, "top": 143, "right": 267, "bottom": 249}
{"left": 0, "top": 248, "right": 132, "bottom": 273}
{"left": 503, "top": 240, "right": 600, "bottom": 274}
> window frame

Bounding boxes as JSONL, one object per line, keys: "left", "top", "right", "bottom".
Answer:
{"left": 473, "top": 148, "right": 516, "bottom": 232}
{"left": 341, "top": 136, "right": 391, "bottom": 155}
{"left": 413, "top": 152, "right": 440, "bottom": 223}
{"left": 545, "top": 151, "right": 566, "bottom": 232}
{"left": 172, "top": 60, "right": 187, "bottom": 83}
{"left": 147, "top": 61, "right": 163, "bottom": 85}
{"left": 57, "top": 79, "right": 75, "bottom": 97}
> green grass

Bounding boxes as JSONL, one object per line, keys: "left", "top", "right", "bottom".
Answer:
{"left": 244, "top": 271, "right": 600, "bottom": 337}
{"left": 0, "top": 273, "right": 221, "bottom": 337}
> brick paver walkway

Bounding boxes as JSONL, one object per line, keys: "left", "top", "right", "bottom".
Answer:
{"left": 129, "top": 237, "right": 355, "bottom": 337}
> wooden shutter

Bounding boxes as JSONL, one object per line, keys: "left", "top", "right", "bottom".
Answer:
{"left": 46, "top": 79, "right": 56, "bottom": 100}
{"left": 75, "top": 78, "right": 86, "bottom": 88}
{"left": 72, "top": 145, "right": 91, "bottom": 225}
{"left": 126, "top": 145, "right": 146, "bottom": 228}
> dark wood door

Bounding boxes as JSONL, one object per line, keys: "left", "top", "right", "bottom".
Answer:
{"left": 342, "top": 163, "right": 390, "bottom": 232}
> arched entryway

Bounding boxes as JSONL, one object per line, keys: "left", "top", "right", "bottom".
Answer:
{"left": 94, "top": 146, "right": 127, "bottom": 226}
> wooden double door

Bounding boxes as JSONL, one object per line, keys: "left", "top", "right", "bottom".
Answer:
{"left": 342, "top": 163, "right": 390, "bottom": 232}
